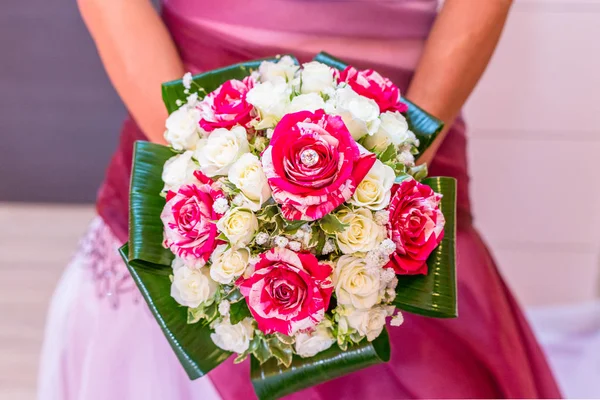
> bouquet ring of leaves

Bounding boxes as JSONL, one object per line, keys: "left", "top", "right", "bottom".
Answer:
{"left": 120, "top": 52, "right": 457, "bottom": 400}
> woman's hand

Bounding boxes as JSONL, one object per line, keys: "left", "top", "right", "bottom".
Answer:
{"left": 407, "top": 0, "right": 513, "bottom": 165}
{"left": 77, "top": 0, "right": 185, "bottom": 143}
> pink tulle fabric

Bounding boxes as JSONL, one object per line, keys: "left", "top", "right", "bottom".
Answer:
{"left": 39, "top": 0, "right": 562, "bottom": 398}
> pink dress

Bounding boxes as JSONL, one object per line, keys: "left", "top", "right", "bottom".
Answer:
{"left": 38, "top": 0, "right": 562, "bottom": 399}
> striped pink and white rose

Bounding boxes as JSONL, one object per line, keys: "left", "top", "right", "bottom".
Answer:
{"left": 338, "top": 66, "right": 408, "bottom": 113}
{"left": 237, "top": 248, "right": 333, "bottom": 336}
{"left": 386, "top": 178, "right": 445, "bottom": 275}
{"left": 261, "top": 109, "right": 376, "bottom": 221}
{"left": 161, "top": 173, "right": 225, "bottom": 267}
{"left": 197, "top": 76, "right": 256, "bottom": 132}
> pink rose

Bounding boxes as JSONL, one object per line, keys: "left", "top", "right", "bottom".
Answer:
{"left": 197, "top": 76, "right": 255, "bottom": 132}
{"left": 386, "top": 178, "right": 445, "bottom": 275}
{"left": 262, "top": 110, "right": 376, "bottom": 221}
{"left": 338, "top": 66, "right": 408, "bottom": 113}
{"left": 161, "top": 173, "right": 225, "bottom": 266}
{"left": 237, "top": 248, "right": 333, "bottom": 335}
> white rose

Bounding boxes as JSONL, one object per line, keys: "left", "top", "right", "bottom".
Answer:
{"left": 259, "top": 56, "right": 299, "bottom": 83}
{"left": 333, "top": 255, "right": 383, "bottom": 310}
{"left": 364, "top": 111, "right": 411, "bottom": 153}
{"left": 194, "top": 126, "right": 249, "bottom": 177}
{"left": 330, "top": 86, "right": 380, "bottom": 140}
{"left": 228, "top": 153, "right": 271, "bottom": 211}
{"left": 294, "top": 323, "right": 336, "bottom": 358}
{"left": 210, "top": 317, "right": 255, "bottom": 354}
{"left": 349, "top": 160, "right": 395, "bottom": 210}
{"left": 210, "top": 245, "right": 250, "bottom": 284}
{"left": 335, "top": 208, "right": 386, "bottom": 254}
{"left": 287, "top": 93, "right": 326, "bottom": 113}
{"left": 216, "top": 207, "right": 258, "bottom": 247}
{"left": 300, "top": 61, "right": 336, "bottom": 94}
{"left": 161, "top": 151, "right": 199, "bottom": 192}
{"left": 170, "top": 266, "right": 217, "bottom": 308}
{"left": 164, "top": 106, "right": 201, "bottom": 151}
{"left": 246, "top": 77, "right": 291, "bottom": 128}
{"left": 345, "top": 305, "right": 395, "bottom": 341}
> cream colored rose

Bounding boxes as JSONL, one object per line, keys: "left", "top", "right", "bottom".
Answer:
{"left": 300, "top": 61, "right": 336, "bottom": 94}
{"left": 294, "top": 322, "right": 336, "bottom": 358}
{"left": 210, "top": 317, "right": 255, "bottom": 354}
{"left": 287, "top": 93, "right": 326, "bottom": 113}
{"left": 228, "top": 153, "right": 271, "bottom": 211}
{"left": 209, "top": 245, "right": 250, "bottom": 284}
{"left": 259, "top": 56, "right": 299, "bottom": 83}
{"left": 216, "top": 207, "right": 258, "bottom": 247}
{"left": 333, "top": 255, "right": 383, "bottom": 310}
{"left": 246, "top": 77, "right": 291, "bottom": 129}
{"left": 345, "top": 305, "right": 394, "bottom": 341}
{"left": 330, "top": 86, "right": 380, "bottom": 140}
{"left": 161, "top": 151, "right": 199, "bottom": 192}
{"left": 335, "top": 208, "right": 386, "bottom": 254}
{"left": 349, "top": 160, "right": 395, "bottom": 210}
{"left": 164, "top": 106, "right": 201, "bottom": 151}
{"left": 364, "top": 111, "right": 413, "bottom": 153}
{"left": 170, "top": 265, "right": 217, "bottom": 308}
{"left": 194, "top": 126, "right": 249, "bottom": 177}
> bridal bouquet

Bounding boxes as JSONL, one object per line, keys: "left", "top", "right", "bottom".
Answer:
{"left": 120, "top": 53, "right": 457, "bottom": 400}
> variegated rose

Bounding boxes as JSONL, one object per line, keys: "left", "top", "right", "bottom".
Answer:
{"left": 261, "top": 109, "right": 376, "bottom": 220}
{"left": 197, "top": 76, "right": 256, "bottom": 132}
{"left": 386, "top": 178, "right": 445, "bottom": 275}
{"left": 237, "top": 248, "right": 333, "bottom": 335}
{"left": 161, "top": 176, "right": 225, "bottom": 267}
{"left": 338, "top": 66, "right": 408, "bottom": 113}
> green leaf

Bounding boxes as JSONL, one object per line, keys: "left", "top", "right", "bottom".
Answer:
{"left": 229, "top": 299, "right": 252, "bottom": 325}
{"left": 253, "top": 337, "right": 273, "bottom": 365}
{"left": 318, "top": 214, "right": 349, "bottom": 235}
{"left": 251, "top": 329, "right": 391, "bottom": 400}
{"left": 378, "top": 144, "right": 397, "bottom": 163}
{"left": 188, "top": 301, "right": 219, "bottom": 324}
{"left": 128, "top": 141, "right": 176, "bottom": 267}
{"left": 274, "top": 333, "right": 295, "bottom": 346}
{"left": 162, "top": 56, "right": 300, "bottom": 114}
{"left": 223, "top": 286, "right": 244, "bottom": 303}
{"left": 408, "top": 163, "right": 428, "bottom": 182}
{"left": 393, "top": 177, "right": 458, "bottom": 318}
{"left": 266, "top": 337, "right": 294, "bottom": 369}
{"left": 313, "top": 52, "right": 444, "bottom": 156}
{"left": 119, "top": 244, "right": 231, "bottom": 379}
{"left": 282, "top": 219, "right": 307, "bottom": 233}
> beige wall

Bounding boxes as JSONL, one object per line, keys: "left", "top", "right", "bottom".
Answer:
{"left": 465, "top": 0, "right": 600, "bottom": 306}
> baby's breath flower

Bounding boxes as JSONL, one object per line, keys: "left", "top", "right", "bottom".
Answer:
{"left": 380, "top": 267, "right": 396, "bottom": 284}
{"left": 182, "top": 72, "right": 193, "bottom": 89}
{"left": 288, "top": 241, "right": 301, "bottom": 252}
{"left": 365, "top": 249, "right": 384, "bottom": 271}
{"left": 232, "top": 194, "right": 244, "bottom": 206}
{"left": 218, "top": 300, "right": 231, "bottom": 316}
{"left": 374, "top": 210, "right": 390, "bottom": 225}
{"left": 321, "top": 239, "right": 335, "bottom": 255}
{"left": 390, "top": 312, "right": 404, "bottom": 327}
{"left": 255, "top": 232, "right": 269, "bottom": 246}
{"left": 175, "top": 99, "right": 184, "bottom": 107}
{"left": 186, "top": 92, "right": 199, "bottom": 106}
{"left": 212, "top": 197, "right": 230, "bottom": 215}
{"left": 274, "top": 236, "right": 289, "bottom": 248}
{"left": 379, "top": 239, "right": 396, "bottom": 256}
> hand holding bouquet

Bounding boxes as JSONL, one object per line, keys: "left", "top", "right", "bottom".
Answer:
{"left": 121, "top": 53, "right": 457, "bottom": 400}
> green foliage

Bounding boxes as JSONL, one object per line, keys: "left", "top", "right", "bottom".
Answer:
{"left": 318, "top": 214, "right": 349, "bottom": 235}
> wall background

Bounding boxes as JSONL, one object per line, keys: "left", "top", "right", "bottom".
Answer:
{"left": 0, "top": 0, "right": 598, "bottom": 306}
{"left": 465, "top": 0, "right": 600, "bottom": 306}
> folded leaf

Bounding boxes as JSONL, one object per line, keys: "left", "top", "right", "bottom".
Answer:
{"left": 128, "top": 141, "right": 175, "bottom": 267}
{"left": 394, "top": 177, "right": 458, "bottom": 318}
{"left": 313, "top": 52, "right": 444, "bottom": 155}
{"left": 251, "top": 329, "right": 391, "bottom": 400}
{"left": 119, "top": 244, "right": 231, "bottom": 378}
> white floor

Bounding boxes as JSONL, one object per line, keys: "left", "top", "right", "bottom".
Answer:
{"left": 0, "top": 203, "right": 598, "bottom": 399}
